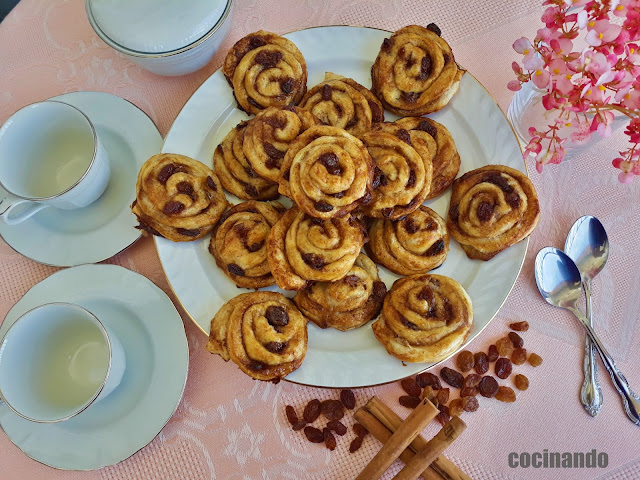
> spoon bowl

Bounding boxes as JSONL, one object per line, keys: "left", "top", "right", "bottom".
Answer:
{"left": 535, "top": 247, "right": 583, "bottom": 309}
{"left": 565, "top": 216, "right": 609, "bottom": 281}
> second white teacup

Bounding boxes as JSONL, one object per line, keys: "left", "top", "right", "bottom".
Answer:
{"left": 0, "top": 302, "right": 125, "bottom": 423}
{"left": 0, "top": 101, "right": 110, "bottom": 225}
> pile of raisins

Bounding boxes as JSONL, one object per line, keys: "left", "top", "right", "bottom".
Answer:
{"left": 397, "top": 320, "right": 543, "bottom": 421}
{"left": 285, "top": 389, "right": 369, "bottom": 452}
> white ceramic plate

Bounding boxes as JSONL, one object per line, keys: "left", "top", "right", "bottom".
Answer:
{"left": 0, "top": 92, "right": 163, "bottom": 266}
{"left": 0, "top": 264, "right": 189, "bottom": 470}
{"left": 158, "top": 26, "right": 526, "bottom": 388}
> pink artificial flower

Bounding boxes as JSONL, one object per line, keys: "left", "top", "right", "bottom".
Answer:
{"left": 582, "top": 50, "right": 611, "bottom": 76}
{"left": 532, "top": 68, "right": 551, "bottom": 88}
{"left": 619, "top": 171, "right": 636, "bottom": 182}
{"left": 513, "top": 37, "right": 532, "bottom": 54}
{"left": 621, "top": 88, "right": 640, "bottom": 108}
{"left": 564, "top": 0, "right": 590, "bottom": 7}
{"left": 580, "top": 83, "right": 605, "bottom": 104}
{"left": 624, "top": 116, "right": 640, "bottom": 143}
{"left": 523, "top": 54, "right": 545, "bottom": 71}
{"left": 541, "top": 6, "right": 561, "bottom": 28}
{"left": 508, "top": 80, "right": 522, "bottom": 91}
{"left": 569, "top": 122, "right": 593, "bottom": 145}
{"left": 613, "top": 0, "right": 629, "bottom": 18}
{"left": 590, "top": 110, "right": 615, "bottom": 137}
{"left": 627, "top": 43, "right": 640, "bottom": 63}
{"left": 585, "top": 20, "right": 622, "bottom": 47}
{"left": 512, "top": 61, "right": 523, "bottom": 75}
{"left": 577, "top": 9, "right": 589, "bottom": 30}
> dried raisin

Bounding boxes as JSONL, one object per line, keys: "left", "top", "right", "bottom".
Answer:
{"left": 529, "top": 353, "right": 543, "bottom": 367}
{"left": 514, "top": 374, "right": 529, "bottom": 391}
{"left": 340, "top": 389, "right": 356, "bottom": 410}
{"left": 449, "top": 398, "right": 464, "bottom": 417}
{"left": 436, "top": 405, "right": 451, "bottom": 426}
{"left": 416, "top": 372, "right": 441, "bottom": 389}
{"left": 461, "top": 396, "right": 479, "bottom": 412}
{"left": 285, "top": 405, "right": 298, "bottom": 425}
{"left": 511, "top": 347, "right": 528, "bottom": 365}
{"left": 455, "top": 350, "right": 475, "bottom": 373}
{"left": 440, "top": 367, "right": 464, "bottom": 388}
{"left": 321, "top": 400, "right": 344, "bottom": 421}
{"left": 327, "top": 420, "right": 347, "bottom": 435}
{"left": 399, "top": 395, "right": 421, "bottom": 409}
{"left": 495, "top": 386, "right": 516, "bottom": 403}
{"left": 509, "top": 321, "right": 529, "bottom": 331}
{"left": 478, "top": 376, "right": 499, "bottom": 398}
{"left": 460, "top": 387, "right": 477, "bottom": 397}
{"left": 464, "top": 374, "right": 482, "bottom": 388}
{"left": 401, "top": 377, "right": 422, "bottom": 398}
{"left": 474, "top": 352, "right": 489, "bottom": 374}
{"left": 349, "top": 436, "right": 364, "bottom": 453}
{"left": 495, "top": 358, "right": 513, "bottom": 379}
{"left": 353, "top": 423, "right": 369, "bottom": 437}
{"left": 508, "top": 331, "right": 524, "bottom": 348}
{"left": 436, "top": 388, "right": 450, "bottom": 405}
{"left": 292, "top": 421, "right": 307, "bottom": 431}
{"left": 304, "top": 426, "right": 324, "bottom": 443}
{"left": 323, "top": 428, "right": 337, "bottom": 450}
{"left": 303, "top": 399, "right": 321, "bottom": 423}
{"left": 496, "top": 337, "right": 515, "bottom": 357}
{"left": 487, "top": 344, "right": 499, "bottom": 362}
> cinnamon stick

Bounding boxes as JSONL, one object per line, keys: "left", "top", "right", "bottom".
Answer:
{"left": 354, "top": 397, "right": 438, "bottom": 480}
{"left": 365, "top": 397, "right": 471, "bottom": 480}
{"left": 392, "top": 417, "right": 467, "bottom": 480}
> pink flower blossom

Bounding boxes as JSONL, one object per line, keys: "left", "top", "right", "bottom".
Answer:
{"left": 570, "top": 122, "right": 593, "bottom": 144}
{"left": 508, "top": 80, "right": 522, "bottom": 91}
{"left": 585, "top": 20, "right": 622, "bottom": 46}
{"left": 532, "top": 68, "right": 551, "bottom": 88}
{"left": 513, "top": 37, "right": 532, "bottom": 54}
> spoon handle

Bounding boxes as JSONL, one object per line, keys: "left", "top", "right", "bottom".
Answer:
{"left": 569, "top": 306, "right": 640, "bottom": 426}
{"left": 580, "top": 281, "right": 603, "bottom": 417}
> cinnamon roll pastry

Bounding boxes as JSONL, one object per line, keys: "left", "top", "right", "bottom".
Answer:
{"left": 206, "top": 291, "right": 308, "bottom": 381}
{"left": 223, "top": 31, "right": 307, "bottom": 115}
{"left": 132, "top": 153, "right": 228, "bottom": 242}
{"left": 300, "top": 72, "right": 384, "bottom": 136}
{"left": 266, "top": 206, "right": 368, "bottom": 290}
{"left": 371, "top": 24, "right": 465, "bottom": 116}
{"left": 243, "top": 106, "right": 319, "bottom": 183}
{"left": 279, "top": 125, "right": 374, "bottom": 219}
{"left": 368, "top": 205, "right": 449, "bottom": 275}
{"left": 360, "top": 130, "right": 432, "bottom": 220}
{"left": 213, "top": 121, "right": 280, "bottom": 200}
{"left": 376, "top": 117, "right": 460, "bottom": 199}
{"left": 447, "top": 165, "right": 540, "bottom": 260}
{"left": 294, "top": 254, "right": 386, "bottom": 331}
{"left": 372, "top": 274, "right": 473, "bottom": 363}
{"left": 209, "top": 201, "right": 286, "bottom": 289}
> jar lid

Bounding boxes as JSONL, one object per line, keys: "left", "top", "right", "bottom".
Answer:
{"left": 87, "top": 0, "right": 229, "bottom": 54}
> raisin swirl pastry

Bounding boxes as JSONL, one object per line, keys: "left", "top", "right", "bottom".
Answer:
{"left": 375, "top": 117, "right": 460, "bottom": 200}
{"left": 206, "top": 291, "right": 308, "bottom": 381}
{"left": 368, "top": 205, "right": 449, "bottom": 275}
{"left": 371, "top": 24, "right": 465, "bottom": 116}
{"left": 243, "top": 106, "right": 319, "bottom": 183}
{"left": 209, "top": 201, "right": 286, "bottom": 289}
{"left": 447, "top": 165, "right": 540, "bottom": 261}
{"left": 222, "top": 31, "right": 307, "bottom": 115}
{"left": 132, "top": 153, "right": 228, "bottom": 242}
{"left": 372, "top": 274, "right": 473, "bottom": 363}
{"left": 266, "top": 206, "right": 368, "bottom": 290}
{"left": 278, "top": 125, "right": 374, "bottom": 219}
{"left": 360, "top": 130, "right": 432, "bottom": 220}
{"left": 213, "top": 121, "right": 280, "bottom": 200}
{"left": 300, "top": 72, "right": 384, "bottom": 136}
{"left": 294, "top": 254, "right": 386, "bottom": 331}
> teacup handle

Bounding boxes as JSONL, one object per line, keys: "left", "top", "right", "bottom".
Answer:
{"left": 0, "top": 192, "right": 48, "bottom": 225}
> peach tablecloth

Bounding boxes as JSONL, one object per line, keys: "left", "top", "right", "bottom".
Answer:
{"left": 1, "top": 1, "right": 639, "bottom": 479}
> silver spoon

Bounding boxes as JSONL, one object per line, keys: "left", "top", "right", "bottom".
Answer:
{"left": 565, "top": 216, "right": 607, "bottom": 417}
{"left": 535, "top": 247, "right": 640, "bottom": 426}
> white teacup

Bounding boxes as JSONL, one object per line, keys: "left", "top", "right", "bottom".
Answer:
{"left": 0, "top": 302, "right": 125, "bottom": 423}
{"left": 0, "top": 101, "right": 110, "bottom": 225}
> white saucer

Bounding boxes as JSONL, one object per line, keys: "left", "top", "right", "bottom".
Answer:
{"left": 0, "top": 264, "right": 189, "bottom": 470}
{"left": 0, "top": 92, "right": 163, "bottom": 266}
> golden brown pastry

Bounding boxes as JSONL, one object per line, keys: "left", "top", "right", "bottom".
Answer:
{"left": 447, "top": 165, "right": 540, "bottom": 260}
{"left": 266, "top": 206, "right": 368, "bottom": 290}
{"left": 371, "top": 25, "right": 465, "bottom": 116}
{"left": 279, "top": 125, "right": 374, "bottom": 219}
{"left": 368, "top": 205, "right": 449, "bottom": 275}
{"left": 206, "top": 291, "right": 308, "bottom": 381}
{"left": 300, "top": 72, "right": 384, "bottom": 136}
{"left": 375, "top": 117, "right": 460, "bottom": 199}
{"left": 132, "top": 153, "right": 228, "bottom": 242}
{"left": 372, "top": 274, "right": 473, "bottom": 363}
{"left": 209, "top": 201, "right": 286, "bottom": 288}
{"left": 360, "top": 130, "right": 432, "bottom": 219}
{"left": 243, "top": 106, "right": 319, "bottom": 183}
{"left": 222, "top": 30, "right": 307, "bottom": 115}
{"left": 294, "top": 254, "right": 386, "bottom": 331}
{"left": 213, "top": 121, "right": 280, "bottom": 200}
